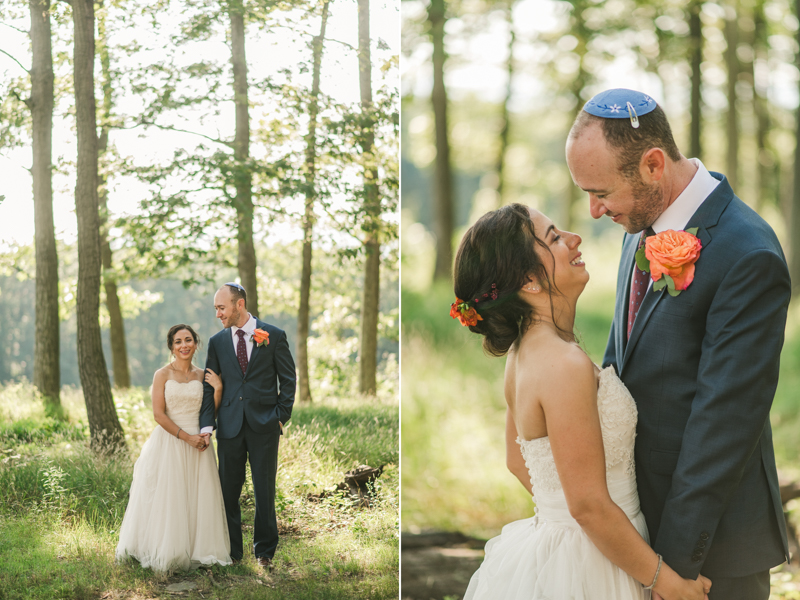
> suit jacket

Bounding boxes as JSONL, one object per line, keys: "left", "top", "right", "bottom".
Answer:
{"left": 200, "top": 319, "right": 296, "bottom": 440}
{"left": 603, "top": 173, "right": 790, "bottom": 578}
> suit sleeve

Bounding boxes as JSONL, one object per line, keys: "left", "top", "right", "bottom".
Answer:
{"left": 654, "top": 248, "right": 790, "bottom": 577}
{"left": 199, "top": 336, "right": 220, "bottom": 431}
{"left": 273, "top": 329, "right": 296, "bottom": 425}
{"left": 602, "top": 318, "right": 618, "bottom": 372}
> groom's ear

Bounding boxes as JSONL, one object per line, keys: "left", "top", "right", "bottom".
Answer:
{"left": 639, "top": 147, "right": 666, "bottom": 183}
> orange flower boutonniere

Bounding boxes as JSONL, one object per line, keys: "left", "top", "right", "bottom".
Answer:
{"left": 251, "top": 328, "right": 270, "bottom": 347}
{"left": 635, "top": 228, "right": 702, "bottom": 297}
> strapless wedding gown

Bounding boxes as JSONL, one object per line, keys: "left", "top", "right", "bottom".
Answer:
{"left": 464, "top": 366, "right": 650, "bottom": 600}
{"left": 116, "top": 380, "right": 231, "bottom": 571}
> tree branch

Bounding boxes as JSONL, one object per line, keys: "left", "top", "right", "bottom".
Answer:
{"left": 0, "top": 22, "right": 29, "bottom": 35}
{"left": 122, "top": 120, "right": 233, "bottom": 148}
{"left": 268, "top": 22, "right": 356, "bottom": 52}
{"left": 0, "top": 48, "right": 30, "bottom": 74}
{"left": 9, "top": 87, "right": 31, "bottom": 109}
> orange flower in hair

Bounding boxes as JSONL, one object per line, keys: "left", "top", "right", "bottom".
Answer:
{"left": 450, "top": 298, "right": 483, "bottom": 327}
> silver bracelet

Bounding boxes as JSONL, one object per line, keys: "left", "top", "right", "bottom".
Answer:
{"left": 644, "top": 554, "right": 663, "bottom": 590}
{"left": 176, "top": 427, "right": 183, "bottom": 440}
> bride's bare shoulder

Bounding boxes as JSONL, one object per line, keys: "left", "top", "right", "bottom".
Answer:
{"left": 153, "top": 366, "right": 172, "bottom": 383}
{"left": 519, "top": 341, "right": 596, "bottom": 408}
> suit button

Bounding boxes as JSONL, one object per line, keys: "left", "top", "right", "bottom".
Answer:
{"left": 697, "top": 541, "right": 705, "bottom": 549}
{"left": 700, "top": 532, "right": 709, "bottom": 540}
{"left": 691, "top": 555, "right": 701, "bottom": 562}
{"left": 239, "top": 397, "right": 243, "bottom": 401}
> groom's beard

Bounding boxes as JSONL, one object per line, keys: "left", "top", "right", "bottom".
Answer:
{"left": 623, "top": 176, "right": 663, "bottom": 234}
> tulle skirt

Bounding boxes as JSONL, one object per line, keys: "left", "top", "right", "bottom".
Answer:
{"left": 465, "top": 484, "right": 650, "bottom": 600}
{"left": 115, "top": 419, "right": 231, "bottom": 572}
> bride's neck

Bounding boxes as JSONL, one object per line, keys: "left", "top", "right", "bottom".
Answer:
{"left": 171, "top": 358, "right": 193, "bottom": 372}
{"left": 529, "top": 297, "right": 576, "bottom": 339}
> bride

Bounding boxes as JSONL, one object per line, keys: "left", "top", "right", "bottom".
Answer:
{"left": 451, "top": 204, "right": 711, "bottom": 600}
{"left": 116, "top": 324, "right": 231, "bottom": 571}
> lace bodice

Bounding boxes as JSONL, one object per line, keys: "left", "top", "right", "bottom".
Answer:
{"left": 164, "top": 380, "right": 203, "bottom": 419}
{"left": 518, "top": 366, "right": 638, "bottom": 495}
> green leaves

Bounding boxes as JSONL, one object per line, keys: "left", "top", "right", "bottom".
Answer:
{"left": 653, "top": 274, "right": 680, "bottom": 297}
{"left": 634, "top": 246, "right": 650, "bottom": 272}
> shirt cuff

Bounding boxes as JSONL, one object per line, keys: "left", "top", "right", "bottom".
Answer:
{"left": 200, "top": 426, "right": 214, "bottom": 435}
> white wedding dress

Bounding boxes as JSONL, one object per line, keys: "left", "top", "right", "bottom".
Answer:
{"left": 116, "top": 380, "right": 231, "bottom": 571}
{"left": 464, "top": 366, "right": 650, "bottom": 600}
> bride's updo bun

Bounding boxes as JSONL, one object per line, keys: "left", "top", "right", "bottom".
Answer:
{"left": 453, "top": 203, "right": 551, "bottom": 356}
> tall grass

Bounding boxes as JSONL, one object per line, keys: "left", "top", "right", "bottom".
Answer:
{"left": 0, "top": 382, "right": 398, "bottom": 599}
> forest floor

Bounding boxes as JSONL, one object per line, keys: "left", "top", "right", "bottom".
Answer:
{"left": 401, "top": 280, "right": 800, "bottom": 600}
{"left": 0, "top": 383, "right": 398, "bottom": 600}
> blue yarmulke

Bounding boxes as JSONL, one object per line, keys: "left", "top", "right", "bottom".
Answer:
{"left": 583, "top": 89, "right": 657, "bottom": 122}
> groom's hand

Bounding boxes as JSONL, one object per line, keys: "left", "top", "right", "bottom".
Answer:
{"left": 199, "top": 432, "right": 211, "bottom": 451}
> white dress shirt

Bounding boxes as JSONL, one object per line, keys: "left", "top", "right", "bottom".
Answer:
{"left": 231, "top": 313, "right": 257, "bottom": 361}
{"left": 650, "top": 158, "right": 719, "bottom": 234}
{"left": 635, "top": 158, "right": 719, "bottom": 291}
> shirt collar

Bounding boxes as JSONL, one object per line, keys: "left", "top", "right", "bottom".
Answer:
{"left": 651, "top": 158, "right": 719, "bottom": 234}
{"left": 231, "top": 314, "right": 256, "bottom": 337}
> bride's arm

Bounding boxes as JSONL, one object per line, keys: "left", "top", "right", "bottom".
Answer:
{"left": 203, "top": 368, "right": 223, "bottom": 413}
{"left": 505, "top": 410, "right": 532, "bottom": 495}
{"left": 538, "top": 350, "right": 709, "bottom": 600}
{"left": 151, "top": 370, "right": 207, "bottom": 450}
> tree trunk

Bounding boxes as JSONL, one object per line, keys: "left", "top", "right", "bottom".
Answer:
{"left": 561, "top": 1, "right": 588, "bottom": 232}
{"left": 229, "top": 2, "right": 258, "bottom": 317}
{"left": 72, "top": 0, "right": 125, "bottom": 453}
{"left": 791, "top": 0, "right": 800, "bottom": 293}
{"left": 30, "top": 0, "right": 62, "bottom": 418}
{"left": 97, "top": 0, "right": 130, "bottom": 388}
{"left": 495, "top": 1, "right": 514, "bottom": 208}
{"left": 689, "top": 0, "right": 703, "bottom": 160}
{"left": 753, "top": 1, "right": 774, "bottom": 213}
{"left": 724, "top": 4, "right": 739, "bottom": 190}
{"left": 297, "top": 0, "right": 329, "bottom": 403}
{"left": 357, "top": 0, "right": 380, "bottom": 396}
{"left": 429, "top": 0, "right": 453, "bottom": 281}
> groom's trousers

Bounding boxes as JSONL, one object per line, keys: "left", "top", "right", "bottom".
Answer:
{"left": 706, "top": 570, "right": 770, "bottom": 600}
{"left": 217, "top": 416, "right": 280, "bottom": 560}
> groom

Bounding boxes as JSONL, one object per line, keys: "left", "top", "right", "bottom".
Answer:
{"left": 566, "top": 89, "right": 790, "bottom": 599}
{"left": 200, "top": 282, "right": 296, "bottom": 568}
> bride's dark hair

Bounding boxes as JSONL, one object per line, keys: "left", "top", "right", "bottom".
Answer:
{"left": 453, "top": 203, "right": 563, "bottom": 356}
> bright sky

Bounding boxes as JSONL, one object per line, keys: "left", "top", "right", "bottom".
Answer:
{"left": 0, "top": 0, "right": 400, "bottom": 248}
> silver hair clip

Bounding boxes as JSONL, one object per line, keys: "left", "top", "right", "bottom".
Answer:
{"left": 627, "top": 102, "right": 639, "bottom": 128}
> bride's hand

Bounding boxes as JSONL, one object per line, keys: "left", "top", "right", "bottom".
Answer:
{"left": 656, "top": 573, "right": 711, "bottom": 600}
{"left": 184, "top": 433, "right": 208, "bottom": 451}
{"left": 204, "top": 368, "right": 222, "bottom": 391}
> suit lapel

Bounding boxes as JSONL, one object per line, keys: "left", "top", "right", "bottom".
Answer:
{"left": 221, "top": 328, "right": 244, "bottom": 378}
{"left": 619, "top": 172, "right": 732, "bottom": 375}
{"left": 615, "top": 233, "right": 638, "bottom": 372}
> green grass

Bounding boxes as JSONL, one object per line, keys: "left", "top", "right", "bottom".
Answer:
{"left": 0, "top": 383, "right": 398, "bottom": 599}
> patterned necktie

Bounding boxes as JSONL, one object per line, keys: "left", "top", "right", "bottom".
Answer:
{"left": 627, "top": 229, "right": 653, "bottom": 340}
{"left": 236, "top": 329, "right": 248, "bottom": 374}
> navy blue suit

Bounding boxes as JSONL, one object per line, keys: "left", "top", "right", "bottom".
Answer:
{"left": 200, "top": 319, "right": 296, "bottom": 560}
{"left": 604, "top": 174, "right": 790, "bottom": 595}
